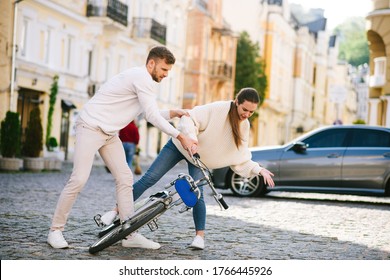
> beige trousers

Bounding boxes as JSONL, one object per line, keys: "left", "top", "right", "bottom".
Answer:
{"left": 50, "top": 119, "right": 134, "bottom": 231}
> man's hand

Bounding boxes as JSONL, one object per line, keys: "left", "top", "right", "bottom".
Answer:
{"left": 177, "top": 133, "right": 198, "bottom": 156}
{"left": 170, "top": 109, "right": 189, "bottom": 118}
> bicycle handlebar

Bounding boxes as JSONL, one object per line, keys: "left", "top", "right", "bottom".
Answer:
{"left": 190, "top": 153, "right": 229, "bottom": 210}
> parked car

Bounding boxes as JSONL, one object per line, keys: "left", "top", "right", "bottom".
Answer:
{"left": 212, "top": 125, "right": 390, "bottom": 197}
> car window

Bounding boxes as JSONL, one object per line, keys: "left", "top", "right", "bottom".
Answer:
{"left": 349, "top": 129, "right": 390, "bottom": 147}
{"left": 304, "top": 129, "right": 348, "bottom": 148}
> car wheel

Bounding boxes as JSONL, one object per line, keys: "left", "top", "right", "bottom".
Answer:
{"left": 385, "top": 179, "right": 390, "bottom": 197}
{"left": 226, "top": 169, "right": 267, "bottom": 197}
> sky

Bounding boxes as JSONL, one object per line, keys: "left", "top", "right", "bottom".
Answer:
{"left": 289, "top": 0, "right": 372, "bottom": 30}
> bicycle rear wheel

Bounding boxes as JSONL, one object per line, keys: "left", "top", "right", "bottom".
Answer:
{"left": 89, "top": 202, "right": 166, "bottom": 254}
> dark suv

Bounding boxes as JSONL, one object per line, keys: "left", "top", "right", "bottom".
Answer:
{"left": 212, "top": 125, "right": 390, "bottom": 197}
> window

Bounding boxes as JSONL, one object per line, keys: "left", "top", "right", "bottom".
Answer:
{"left": 44, "top": 29, "right": 51, "bottom": 64}
{"left": 66, "top": 35, "right": 74, "bottom": 70}
{"left": 304, "top": 129, "right": 349, "bottom": 148}
{"left": 40, "top": 28, "right": 51, "bottom": 64}
{"left": 20, "top": 18, "right": 29, "bottom": 57}
{"left": 349, "top": 129, "right": 390, "bottom": 148}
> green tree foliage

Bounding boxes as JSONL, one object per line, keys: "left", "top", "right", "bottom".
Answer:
{"left": 0, "top": 111, "right": 21, "bottom": 158}
{"left": 46, "top": 75, "right": 58, "bottom": 150}
{"left": 235, "top": 31, "right": 267, "bottom": 105}
{"left": 23, "top": 107, "right": 43, "bottom": 157}
{"left": 334, "top": 17, "right": 369, "bottom": 66}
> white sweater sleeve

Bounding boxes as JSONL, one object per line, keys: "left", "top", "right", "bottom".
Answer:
{"left": 177, "top": 115, "right": 198, "bottom": 140}
{"left": 135, "top": 80, "right": 180, "bottom": 138}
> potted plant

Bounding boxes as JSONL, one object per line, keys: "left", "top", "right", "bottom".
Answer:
{"left": 0, "top": 111, "right": 23, "bottom": 171}
{"left": 23, "top": 107, "right": 44, "bottom": 172}
{"left": 44, "top": 136, "right": 63, "bottom": 171}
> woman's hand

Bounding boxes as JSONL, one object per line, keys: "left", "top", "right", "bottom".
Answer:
{"left": 260, "top": 168, "right": 275, "bottom": 187}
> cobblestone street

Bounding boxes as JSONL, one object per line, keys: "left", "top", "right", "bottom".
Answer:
{"left": 1, "top": 160, "right": 390, "bottom": 260}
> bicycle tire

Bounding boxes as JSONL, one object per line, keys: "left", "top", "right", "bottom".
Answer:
{"left": 89, "top": 202, "right": 166, "bottom": 254}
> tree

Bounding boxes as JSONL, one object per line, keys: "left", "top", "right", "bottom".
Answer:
{"left": 46, "top": 75, "right": 58, "bottom": 150}
{"left": 23, "top": 107, "right": 43, "bottom": 157}
{"left": 235, "top": 31, "right": 267, "bottom": 123}
{"left": 334, "top": 17, "right": 369, "bottom": 67}
{"left": 0, "top": 111, "right": 21, "bottom": 158}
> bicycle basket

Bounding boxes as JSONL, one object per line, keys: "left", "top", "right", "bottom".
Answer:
{"left": 174, "top": 178, "right": 199, "bottom": 207}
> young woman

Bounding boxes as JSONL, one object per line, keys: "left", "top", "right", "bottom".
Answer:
{"left": 102, "top": 87, "right": 275, "bottom": 249}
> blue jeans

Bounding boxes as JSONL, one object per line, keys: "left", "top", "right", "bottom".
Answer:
{"left": 122, "top": 142, "right": 136, "bottom": 168}
{"left": 133, "top": 139, "right": 206, "bottom": 231}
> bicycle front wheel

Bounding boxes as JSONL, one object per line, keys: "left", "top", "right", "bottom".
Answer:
{"left": 89, "top": 202, "right": 166, "bottom": 254}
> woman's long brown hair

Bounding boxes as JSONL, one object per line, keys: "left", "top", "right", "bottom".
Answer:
{"left": 228, "top": 88, "right": 260, "bottom": 148}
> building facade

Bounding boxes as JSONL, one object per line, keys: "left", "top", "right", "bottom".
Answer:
{"left": 1, "top": 0, "right": 190, "bottom": 161}
{"left": 183, "top": 0, "right": 237, "bottom": 109}
{"left": 366, "top": 0, "right": 390, "bottom": 127}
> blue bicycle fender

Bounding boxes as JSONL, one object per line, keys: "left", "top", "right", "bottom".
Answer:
{"left": 174, "top": 178, "right": 198, "bottom": 207}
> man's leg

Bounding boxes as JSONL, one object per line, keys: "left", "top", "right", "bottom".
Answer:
{"left": 99, "top": 136, "right": 134, "bottom": 222}
{"left": 48, "top": 121, "right": 105, "bottom": 249}
{"left": 100, "top": 135, "right": 160, "bottom": 249}
{"left": 50, "top": 122, "right": 104, "bottom": 231}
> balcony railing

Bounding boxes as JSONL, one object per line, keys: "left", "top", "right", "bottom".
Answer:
{"left": 86, "top": 0, "right": 128, "bottom": 27}
{"left": 209, "top": 60, "right": 233, "bottom": 80}
{"left": 132, "top": 18, "right": 167, "bottom": 45}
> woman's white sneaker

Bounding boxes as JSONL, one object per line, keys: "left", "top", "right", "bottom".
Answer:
{"left": 47, "top": 230, "right": 69, "bottom": 249}
{"left": 189, "top": 235, "right": 204, "bottom": 250}
{"left": 122, "top": 233, "right": 161, "bottom": 249}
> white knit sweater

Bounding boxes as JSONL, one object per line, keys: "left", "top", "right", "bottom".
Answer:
{"left": 79, "top": 66, "right": 180, "bottom": 137}
{"left": 172, "top": 101, "right": 263, "bottom": 178}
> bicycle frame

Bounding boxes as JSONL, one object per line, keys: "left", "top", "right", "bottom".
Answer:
{"left": 89, "top": 153, "right": 228, "bottom": 254}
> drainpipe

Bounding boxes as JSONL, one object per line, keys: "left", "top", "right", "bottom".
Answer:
{"left": 10, "top": 0, "right": 23, "bottom": 111}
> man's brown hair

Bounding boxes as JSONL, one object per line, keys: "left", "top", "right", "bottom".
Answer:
{"left": 146, "top": 46, "right": 176, "bottom": 65}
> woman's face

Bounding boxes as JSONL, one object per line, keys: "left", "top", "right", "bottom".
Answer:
{"left": 236, "top": 100, "right": 258, "bottom": 121}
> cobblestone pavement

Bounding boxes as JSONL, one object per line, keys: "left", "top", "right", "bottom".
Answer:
{"left": 1, "top": 160, "right": 390, "bottom": 260}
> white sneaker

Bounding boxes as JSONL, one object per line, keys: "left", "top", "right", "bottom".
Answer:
{"left": 100, "top": 210, "right": 117, "bottom": 225}
{"left": 47, "top": 230, "right": 69, "bottom": 249}
{"left": 122, "top": 232, "right": 161, "bottom": 249}
{"left": 189, "top": 235, "right": 204, "bottom": 250}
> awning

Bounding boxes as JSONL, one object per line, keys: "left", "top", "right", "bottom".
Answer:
{"left": 61, "top": 99, "right": 77, "bottom": 110}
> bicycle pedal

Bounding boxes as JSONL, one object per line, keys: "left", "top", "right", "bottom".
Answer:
{"left": 93, "top": 214, "right": 104, "bottom": 227}
{"left": 147, "top": 219, "right": 159, "bottom": 231}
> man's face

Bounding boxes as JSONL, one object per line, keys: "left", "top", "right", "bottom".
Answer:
{"left": 235, "top": 100, "right": 257, "bottom": 121}
{"left": 148, "top": 59, "right": 173, "bottom": 83}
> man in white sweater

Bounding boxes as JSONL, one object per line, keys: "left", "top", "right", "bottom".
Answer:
{"left": 47, "top": 46, "right": 197, "bottom": 249}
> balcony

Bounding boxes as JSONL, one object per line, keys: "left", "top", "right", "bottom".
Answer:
{"left": 209, "top": 60, "right": 233, "bottom": 80}
{"left": 86, "top": 0, "right": 128, "bottom": 27}
{"left": 132, "top": 18, "right": 167, "bottom": 45}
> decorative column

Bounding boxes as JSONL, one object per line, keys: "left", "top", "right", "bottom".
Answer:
{"left": 368, "top": 98, "right": 380, "bottom": 125}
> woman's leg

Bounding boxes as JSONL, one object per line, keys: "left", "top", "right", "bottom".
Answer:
{"left": 133, "top": 139, "right": 185, "bottom": 200}
{"left": 188, "top": 163, "right": 206, "bottom": 238}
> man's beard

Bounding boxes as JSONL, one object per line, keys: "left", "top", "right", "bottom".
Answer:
{"left": 151, "top": 68, "right": 161, "bottom": 82}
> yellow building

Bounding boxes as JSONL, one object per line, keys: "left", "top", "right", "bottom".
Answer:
{"left": 0, "top": 0, "right": 13, "bottom": 120}
{"left": 366, "top": 0, "right": 390, "bottom": 127}
{"left": 183, "top": 0, "right": 237, "bottom": 109}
